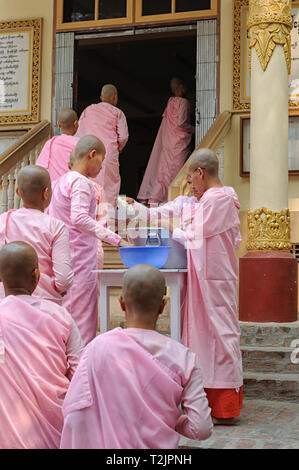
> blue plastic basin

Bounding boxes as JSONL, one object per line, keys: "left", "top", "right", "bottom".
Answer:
{"left": 118, "top": 246, "right": 171, "bottom": 269}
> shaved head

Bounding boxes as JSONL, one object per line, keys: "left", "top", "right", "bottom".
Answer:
{"left": 58, "top": 108, "right": 78, "bottom": 128}
{"left": 17, "top": 165, "right": 51, "bottom": 204}
{"left": 0, "top": 242, "right": 39, "bottom": 293}
{"left": 101, "top": 84, "right": 117, "bottom": 100}
{"left": 170, "top": 76, "right": 184, "bottom": 89}
{"left": 74, "top": 135, "right": 106, "bottom": 161}
{"left": 123, "top": 264, "right": 166, "bottom": 315}
{"left": 170, "top": 76, "right": 187, "bottom": 92}
{"left": 188, "top": 148, "right": 219, "bottom": 177}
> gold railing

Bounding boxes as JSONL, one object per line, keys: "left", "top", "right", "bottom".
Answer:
{"left": 0, "top": 120, "right": 51, "bottom": 213}
{"left": 168, "top": 111, "right": 232, "bottom": 200}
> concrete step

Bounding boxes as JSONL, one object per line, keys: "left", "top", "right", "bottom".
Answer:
{"left": 240, "top": 321, "right": 299, "bottom": 347}
{"left": 241, "top": 345, "right": 298, "bottom": 374}
{"left": 243, "top": 372, "right": 299, "bottom": 402}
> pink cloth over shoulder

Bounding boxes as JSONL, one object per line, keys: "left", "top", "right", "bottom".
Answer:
{"left": 36, "top": 134, "right": 79, "bottom": 181}
{"left": 133, "top": 188, "right": 243, "bottom": 389}
{"left": 60, "top": 327, "right": 213, "bottom": 449}
{"left": 138, "top": 97, "right": 194, "bottom": 204}
{"left": 0, "top": 295, "right": 83, "bottom": 449}
{"left": 48, "top": 171, "right": 121, "bottom": 345}
{"left": 0, "top": 208, "right": 73, "bottom": 304}
{"left": 76, "top": 102, "right": 129, "bottom": 207}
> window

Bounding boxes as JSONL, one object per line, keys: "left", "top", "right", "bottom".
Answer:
{"left": 63, "top": 0, "right": 95, "bottom": 23}
{"left": 135, "top": 0, "right": 217, "bottom": 23}
{"left": 175, "top": 0, "right": 211, "bottom": 13}
{"left": 56, "top": 0, "right": 217, "bottom": 31}
{"left": 56, "top": 0, "right": 133, "bottom": 30}
{"left": 142, "top": 0, "right": 172, "bottom": 16}
{"left": 98, "top": 0, "right": 127, "bottom": 19}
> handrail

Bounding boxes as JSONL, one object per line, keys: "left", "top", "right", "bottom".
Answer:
{"left": 168, "top": 111, "right": 232, "bottom": 200}
{"left": 0, "top": 120, "right": 51, "bottom": 177}
{"left": 0, "top": 120, "right": 51, "bottom": 213}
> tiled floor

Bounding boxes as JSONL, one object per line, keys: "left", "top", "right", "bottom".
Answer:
{"left": 179, "top": 399, "right": 299, "bottom": 449}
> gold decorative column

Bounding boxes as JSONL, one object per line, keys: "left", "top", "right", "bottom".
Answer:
{"left": 239, "top": 0, "right": 298, "bottom": 322}
{"left": 248, "top": 0, "right": 292, "bottom": 222}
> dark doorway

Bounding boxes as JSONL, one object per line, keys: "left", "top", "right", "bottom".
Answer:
{"left": 75, "top": 32, "right": 196, "bottom": 199}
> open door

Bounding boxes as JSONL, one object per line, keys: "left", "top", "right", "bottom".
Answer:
{"left": 73, "top": 29, "right": 197, "bottom": 199}
{"left": 53, "top": 21, "right": 218, "bottom": 196}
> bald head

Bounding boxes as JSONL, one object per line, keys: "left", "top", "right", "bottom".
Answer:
{"left": 17, "top": 165, "right": 51, "bottom": 205}
{"left": 101, "top": 84, "right": 118, "bottom": 102}
{"left": 58, "top": 108, "right": 78, "bottom": 128}
{"left": 122, "top": 264, "right": 166, "bottom": 315}
{"left": 0, "top": 242, "right": 39, "bottom": 294}
{"left": 74, "top": 135, "right": 106, "bottom": 162}
{"left": 170, "top": 76, "right": 187, "bottom": 97}
{"left": 188, "top": 148, "right": 219, "bottom": 177}
{"left": 170, "top": 76, "right": 184, "bottom": 89}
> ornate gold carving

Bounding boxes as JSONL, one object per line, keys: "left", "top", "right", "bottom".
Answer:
{"left": 247, "top": 207, "right": 292, "bottom": 251}
{"left": 0, "top": 19, "right": 41, "bottom": 125}
{"left": 233, "top": 0, "right": 251, "bottom": 111}
{"left": 247, "top": 0, "right": 292, "bottom": 74}
{"left": 233, "top": 1, "right": 299, "bottom": 110}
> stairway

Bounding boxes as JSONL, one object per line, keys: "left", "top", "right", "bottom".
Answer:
{"left": 240, "top": 321, "right": 299, "bottom": 402}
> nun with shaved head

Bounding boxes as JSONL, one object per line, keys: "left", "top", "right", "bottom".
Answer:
{"left": 0, "top": 165, "right": 74, "bottom": 304}
{"left": 76, "top": 83, "right": 129, "bottom": 207}
{"left": 0, "top": 242, "right": 83, "bottom": 449}
{"left": 60, "top": 264, "right": 213, "bottom": 449}
{"left": 36, "top": 108, "right": 79, "bottom": 182}
{"left": 49, "top": 135, "right": 131, "bottom": 346}
{"left": 127, "top": 148, "right": 243, "bottom": 424}
{"left": 137, "top": 76, "right": 194, "bottom": 205}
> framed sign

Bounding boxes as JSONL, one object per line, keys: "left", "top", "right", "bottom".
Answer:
{"left": 234, "top": 1, "right": 299, "bottom": 110}
{"left": 0, "top": 19, "right": 41, "bottom": 124}
{"left": 240, "top": 114, "right": 299, "bottom": 176}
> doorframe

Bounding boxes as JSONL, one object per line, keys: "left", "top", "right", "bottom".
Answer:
{"left": 53, "top": 20, "right": 219, "bottom": 139}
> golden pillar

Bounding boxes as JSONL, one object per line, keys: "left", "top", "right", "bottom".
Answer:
{"left": 239, "top": 0, "right": 298, "bottom": 322}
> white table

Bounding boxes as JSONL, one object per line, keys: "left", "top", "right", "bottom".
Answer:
{"left": 94, "top": 269, "right": 188, "bottom": 342}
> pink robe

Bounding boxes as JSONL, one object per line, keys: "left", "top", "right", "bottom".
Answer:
{"left": 93, "top": 182, "right": 107, "bottom": 271}
{"left": 0, "top": 295, "right": 83, "bottom": 449}
{"left": 93, "top": 182, "right": 107, "bottom": 294}
{"left": 0, "top": 208, "right": 73, "bottom": 304}
{"left": 48, "top": 171, "right": 121, "bottom": 345}
{"left": 137, "top": 97, "right": 194, "bottom": 204}
{"left": 60, "top": 327, "right": 213, "bottom": 449}
{"left": 133, "top": 187, "right": 243, "bottom": 389}
{"left": 76, "top": 102, "right": 129, "bottom": 207}
{"left": 36, "top": 134, "right": 79, "bottom": 182}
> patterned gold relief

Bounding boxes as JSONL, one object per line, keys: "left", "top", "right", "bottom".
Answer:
{"left": 233, "top": 0, "right": 251, "bottom": 111}
{"left": 247, "top": 207, "right": 292, "bottom": 251}
{"left": 247, "top": 0, "right": 292, "bottom": 74}
{"left": 0, "top": 19, "right": 41, "bottom": 125}
{"left": 233, "top": 0, "right": 298, "bottom": 110}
